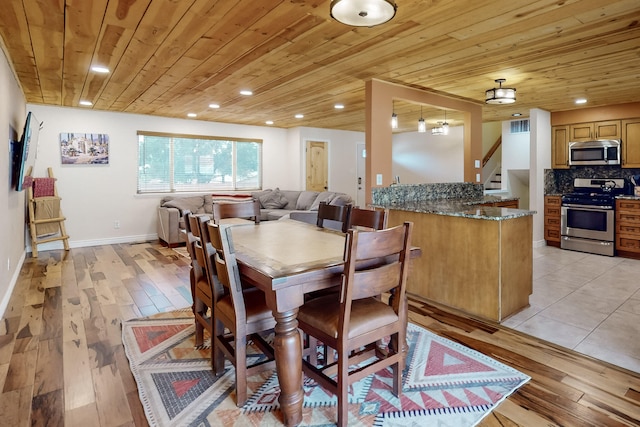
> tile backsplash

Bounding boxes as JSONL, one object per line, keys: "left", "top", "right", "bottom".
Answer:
{"left": 545, "top": 166, "right": 640, "bottom": 194}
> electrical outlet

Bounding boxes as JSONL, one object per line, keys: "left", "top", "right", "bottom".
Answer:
{"left": 376, "top": 174, "right": 383, "bottom": 185}
{"left": 114, "top": 220, "right": 120, "bottom": 229}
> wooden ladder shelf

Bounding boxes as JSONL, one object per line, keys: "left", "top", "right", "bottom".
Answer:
{"left": 26, "top": 167, "right": 70, "bottom": 257}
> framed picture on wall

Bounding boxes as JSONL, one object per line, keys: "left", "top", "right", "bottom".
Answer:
{"left": 60, "top": 133, "right": 109, "bottom": 165}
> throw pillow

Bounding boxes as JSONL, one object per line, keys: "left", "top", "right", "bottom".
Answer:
{"left": 329, "top": 194, "right": 353, "bottom": 206}
{"left": 309, "top": 192, "right": 336, "bottom": 211}
{"left": 258, "top": 187, "right": 288, "bottom": 209}
{"left": 251, "top": 189, "right": 273, "bottom": 208}
{"left": 296, "top": 191, "right": 319, "bottom": 210}
{"left": 211, "top": 193, "right": 253, "bottom": 204}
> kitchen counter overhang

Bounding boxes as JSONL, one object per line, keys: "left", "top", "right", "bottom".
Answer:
{"left": 373, "top": 183, "right": 535, "bottom": 322}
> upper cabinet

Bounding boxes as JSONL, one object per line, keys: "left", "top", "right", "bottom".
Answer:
{"left": 569, "top": 120, "right": 621, "bottom": 141}
{"left": 551, "top": 125, "right": 569, "bottom": 169}
{"left": 622, "top": 118, "right": 640, "bottom": 168}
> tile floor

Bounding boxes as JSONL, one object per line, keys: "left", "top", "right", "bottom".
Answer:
{"left": 502, "top": 245, "right": 640, "bottom": 374}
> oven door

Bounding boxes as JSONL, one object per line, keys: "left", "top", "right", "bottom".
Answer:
{"left": 561, "top": 204, "right": 614, "bottom": 241}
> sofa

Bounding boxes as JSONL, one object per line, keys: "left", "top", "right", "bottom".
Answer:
{"left": 157, "top": 188, "right": 353, "bottom": 246}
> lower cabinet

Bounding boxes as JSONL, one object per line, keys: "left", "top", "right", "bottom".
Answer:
{"left": 616, "top": 199, "right": 640, "bottom": 257}
{"left": 544, "top": 195, "right": 561, "bottom": 247}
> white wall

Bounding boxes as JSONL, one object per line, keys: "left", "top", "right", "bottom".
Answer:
{"left": 0, "top": 47, "right": 27, "bottom": 317}
{"left": 392, "top": 126, "right": 464, "bottom": 184}
{"left": 298, "top": 127, "right": 364, "bottom": 196}
{"left": 25, "top": 105, "right": 364, "bottom": 251}
{"left": 530, "top": 108, "right": 551, "bottom": 246}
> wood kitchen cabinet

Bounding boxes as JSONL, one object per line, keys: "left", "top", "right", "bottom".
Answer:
{"left": 544, "top": 195, "right": 561, "bottom": 247}
{"left": 569, "top": 120, "right": 621, "bottom": 141}
{"left": 551, "top": 125, "right": 569, "bottom": 169}
{"left": 621, "top": 118, "right": 640, "bottom": 168}
{"left": 616, "top": 199, "right": 640, "bottom": 258}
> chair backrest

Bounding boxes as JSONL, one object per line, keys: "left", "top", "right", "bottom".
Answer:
{"left": 183, "top": 211, "right": 203, "bottom": 274}
{"left": 316, "top": 201, "right": 351, "bottom": 233}
{"left": 188, "top": 213, "right": 210, "bottom": 279}
{"left": 196, "top": 217, "right": 224, "bottom": 296}
{"left": 208, "top": 223, "right": 246, "bottom": 320}
{"left": 339, "top": 222, "right": 413, "bottom": 334}
{"left": 212, "top": 200, "right": 261, "bottom": 225}
{"left": 348, "top": 206, "right": 387, "bottom": 230}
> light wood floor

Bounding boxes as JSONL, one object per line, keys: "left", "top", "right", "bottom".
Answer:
{"left": 1, "top": 241, "right": 639, "bottom": 426}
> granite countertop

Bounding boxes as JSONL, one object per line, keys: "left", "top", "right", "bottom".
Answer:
{"left": 373, "top": 196, "right": 536, "bottom": 220}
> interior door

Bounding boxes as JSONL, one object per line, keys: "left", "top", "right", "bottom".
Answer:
{"left": 305, "top": 140, "right": 328, "bottom": 191}
{"left": 356, "top": 143, "right": 366, "bottom": 205}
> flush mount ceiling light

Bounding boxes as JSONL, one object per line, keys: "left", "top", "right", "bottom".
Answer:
{"left": 485, "top": 78, "right": 516, "bottom": 104}
{"left": 418, "top": 106, "right": 426, "bottom": 133}
{"left": 330, "top": 0, "right": 397, "bottom": 27}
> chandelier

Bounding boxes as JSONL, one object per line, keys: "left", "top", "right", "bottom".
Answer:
{"left": 485, "top": 79, "right": 516, "bottom": 104}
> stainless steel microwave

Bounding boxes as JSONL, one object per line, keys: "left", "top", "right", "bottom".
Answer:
{"left": 568, "top": 139, "right": 621, "bottom": 166}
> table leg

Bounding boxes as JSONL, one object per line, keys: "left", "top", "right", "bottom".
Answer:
{"left": 273, "top": 309, "right": 304, "bottom": 427}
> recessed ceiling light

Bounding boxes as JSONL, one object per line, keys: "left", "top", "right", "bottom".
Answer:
{"left": 265, "top": 120, "right": 274, "bottom": 125}
{"left": 295, "top": 114, "right": 304, "bottom": 119}
{"left": 79, "top": 100, "right": 92, "bottom": 106}
{"left": 575, "top": 98, "right": 587, "bottom": 104}
{"left": 208, "top": 103, "right": 220, "bottom": 109}
{"left": 91, "top": 66, "right": 110, "bottom": 73}
{"left": 239, "top": 90, "right": 253, "bottom": 96}
{"left": 187, "top": 113, "right": 197, "bottom": 118}
{"left": 512, "top": 113, "right": 522, "bottom": 117}
{"left": 334, "top": 104, "right": 344, "bottom": 109}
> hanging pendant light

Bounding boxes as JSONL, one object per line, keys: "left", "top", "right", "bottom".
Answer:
{"left": 391, "top": 100, "right": 398, "bottom": 129}
{"left": 330, "top": 0, "right": 397, "bottom": 27}
{"left": 442, "top": 110, "right": 449, "bottom": 135}
{"left": 485, "top": 78, "right": 516, "bottom": 104}
{"left": 418, "top": 106, "right": 426, "bottom": 133}
{"left": 431, "top": 122, "right": 444, "bottom": 135}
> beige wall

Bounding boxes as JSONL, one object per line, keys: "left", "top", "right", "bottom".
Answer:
{"left": 365, "top": 79, "right": 483, "bottom": 203}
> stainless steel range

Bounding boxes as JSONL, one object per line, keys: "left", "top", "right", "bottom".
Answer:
{"left": 561, "top": 178, "right": 627, "bottom": 256}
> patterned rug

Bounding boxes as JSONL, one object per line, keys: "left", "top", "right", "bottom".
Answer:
{"left": 122, "top": 310, "right": 530, "bottom": 427}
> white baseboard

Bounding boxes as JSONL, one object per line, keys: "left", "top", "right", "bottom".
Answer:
{"left": 0, "top": 251, "right": 26, "bottom": 320}
{"left": 27, "top": 233, "right": 159, "bottom": 253}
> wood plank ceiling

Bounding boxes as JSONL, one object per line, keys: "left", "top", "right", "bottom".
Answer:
{"left": 1, "top": 0, "right": 639, "bottom": 134}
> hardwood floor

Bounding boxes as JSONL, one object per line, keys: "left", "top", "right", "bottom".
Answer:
{"left": 1, "top": 241, "right": 639, "bottom": 426}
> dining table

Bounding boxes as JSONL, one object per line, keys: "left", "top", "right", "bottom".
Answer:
{"left": 228, "top": 218, "right": 420, "bottom": 427}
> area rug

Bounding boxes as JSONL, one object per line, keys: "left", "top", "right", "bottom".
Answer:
{"left": 122, "top": 311, "right": 530, "bottom": 427}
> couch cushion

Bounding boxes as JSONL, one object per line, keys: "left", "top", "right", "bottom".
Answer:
{"left": 265, "top": 209, "right": 295, "bottom": 221}
{"left": 309, "top": 192, "right": 336, "bottom": 211}
{"left": 162, "top": 196, "right": 205, "bottom": 214}
{"left": 279, "top": 190, "right": 302, "bottom": 210}
{"left": 330, "top": 194, "right": 353, "bottom": 206}
{"left": 257, "top": 188, "right": 289, "bottom": 209}
{"left": 296, "top": 191, "right": 319, "bottom": 210}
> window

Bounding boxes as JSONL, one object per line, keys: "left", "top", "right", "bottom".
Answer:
{"left": 137, "top": 131, "right": 262, "bottom": 193}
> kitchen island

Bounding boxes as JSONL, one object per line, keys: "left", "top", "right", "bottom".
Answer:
{"left": 373, "top": 183, "right": 535, "bottom": 322}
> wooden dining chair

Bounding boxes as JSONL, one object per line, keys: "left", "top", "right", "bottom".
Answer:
{"left": 181, "top": 210, "right": 198, "bottom": 314}
{"left": 212, "top": 200, "right": 261, "bottom": 224}
{"left": 348, "top": 206, "right": 388, "bottom": 230}
{"left": 316, "top": 201, "right": 351, "bottom": 233}
{"left": 207, "top": 222, "right": 277, "bottom": 407}
{"left": 188, "top": 213, "right": 216, "bottom": 349}
{"left": 297, "top": 222, "right": 413, "bottom": 427}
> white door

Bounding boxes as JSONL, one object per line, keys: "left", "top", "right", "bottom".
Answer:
{"left": 356, "top": 143, "right": 366, "bottom": 206}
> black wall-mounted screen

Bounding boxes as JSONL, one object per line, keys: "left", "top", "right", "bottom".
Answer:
{"left": 12, "top": 112, "right": 40, "bottom": 191}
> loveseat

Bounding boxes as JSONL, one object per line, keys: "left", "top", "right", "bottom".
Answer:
{"left": 157, "top": 188, "right": 353, "bottom": 246}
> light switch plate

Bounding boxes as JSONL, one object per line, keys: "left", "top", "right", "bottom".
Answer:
{"left": 376, "top": 174, "right": 383, "bottom": 185}
{"left": 476, "top": 173, "right": 481, "bottom": 182}
{"left": 475, "top": 160, "right": 480, "bottom": 168}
